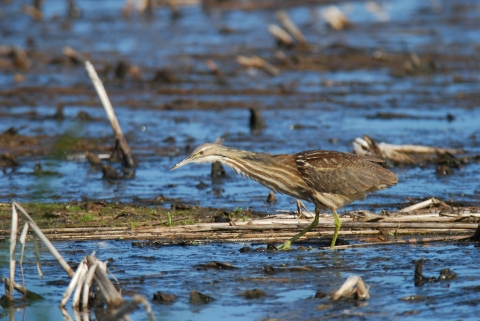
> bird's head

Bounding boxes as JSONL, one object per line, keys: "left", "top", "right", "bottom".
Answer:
{"left": 170, "top": 143, "right": 226, "bottom": 171}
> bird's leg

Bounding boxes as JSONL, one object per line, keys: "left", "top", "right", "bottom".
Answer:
{"left": 330, "top": 209, "right": 342, "bottom": 251}
{"left": 277, "top": 207, "right": 320, "bottom": 250}
{"left": 295, "top": 199, "right": 309, "bottom": 219}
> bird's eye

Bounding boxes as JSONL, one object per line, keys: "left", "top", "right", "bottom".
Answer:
{"left": 199, "top": 150, "right": 204, "bottom": 155}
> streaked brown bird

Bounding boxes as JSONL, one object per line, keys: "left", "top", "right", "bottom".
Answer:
{"left": 171, "top": 143, "right": 398, "bottom": 250}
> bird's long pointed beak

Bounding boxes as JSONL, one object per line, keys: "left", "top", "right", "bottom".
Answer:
{"left": 170, "top": 156, "right": 192, "bottom": 171}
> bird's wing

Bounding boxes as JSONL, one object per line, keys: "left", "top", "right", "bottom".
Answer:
{"left": 295, "top": 150, "right": 396, "bottom": 195}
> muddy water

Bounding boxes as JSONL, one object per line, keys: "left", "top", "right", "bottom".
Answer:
{"left": 1, "top": 240, "right": 480, "bottom": 321}
{"left": 1, "top": 0, "right": 480, "bottom": 319}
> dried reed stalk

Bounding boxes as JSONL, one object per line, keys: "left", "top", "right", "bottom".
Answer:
{"left": 398, "top": 198, "right": 442, "bottom": 213}
{"left": 86, "top": 255, "right": 123, "bottom": 307}
{"left": 60, "top": 258, "right": 87, "bottom": 307}
{"left": 276, "top": 11, "right": 307, "bottom": 45}
{"left": 328, "top": 235, "right": 470, "bottom": 250}
{"left": 82, "top": 262, "right": 98, "bottom": 309}
{"left": 1, "top": 277, "right": 43, "bottom": 299}
{"left": 9, "top": 204, "right": 18, "bottom": 297}
{"left": 268, "top": 24, "right": 294, "bottom": 46}
{"left": 85, "top": 61, "right": 136, "bottom": 167}
{"left": 33, "top": 236, "right": 43, "bottom": 279}
{"left": 13, "top": 201, "right": 74, "bottom": 277}
{"left": 18, "top": 223, "right": 29, "bottom": 297}
{"left": 321, "top": 6, "right": 350, "bottom": 30}
{"left": 332, "top": 276, "right": 369, "bottom": 300}
{"left": 236, "top": 55, "right": 280, "bottom": 76}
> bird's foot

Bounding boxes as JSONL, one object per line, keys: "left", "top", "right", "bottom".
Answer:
{"left": 276, "top": 240, "right": 292, "bottom": 251}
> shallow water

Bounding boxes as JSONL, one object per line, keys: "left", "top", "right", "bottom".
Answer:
{"left": 1, "top": 0, "right": 480, "bottom": 211}
{"left": 1, "top": 240, "right": 480, "bottom": 321}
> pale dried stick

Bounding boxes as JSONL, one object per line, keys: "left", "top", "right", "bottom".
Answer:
{"left": 321, "top": 6, "right": 350, "bottom": 30}
{"left": 82, "top": 262, "right": 99, "bottom": 309}
{"left": 72, "top": 262, "right": 88, "bottom": 308}
{"left": 18, "top": 223, "right": 29, "bottom": 298}
{"left": 276, "top": 11, "right": 307, "bottom": 45}
{"left": 60, "top": 258, "right": 87, "bottom": 307}
{"left": 268, "top": 24, "right": 294, "bottom": 46}
{"left": 13, "top": 201, "right": 74, "bottom": 277}
{"left": 331, "top": 275, "right": 369, "bottom": 300}
{"left": 33, "top": 236, "right": 44, "bottom": 279}
{"left": 398, "top": 198, "right": 441, "bottom": 213}
{"left": 9, "top": 204, "right": 18, "bottom": 296}
{"left": 85, "top": 61, "right": 135, "bottom": 167}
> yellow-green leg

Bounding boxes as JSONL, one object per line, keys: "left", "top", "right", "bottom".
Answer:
{"left": 330, "top": 209, "right": 341, "bottom": 251}
{"left": 277, "top": 208, "right": 319, "bottom": 250}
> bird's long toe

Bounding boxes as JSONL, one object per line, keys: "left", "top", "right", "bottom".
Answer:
{"left": 277, "top": 240, "right": 292, "bottom": 250}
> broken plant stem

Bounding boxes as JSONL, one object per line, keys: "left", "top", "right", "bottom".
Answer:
{"left": 13, "top": 201, "right": 74, "bottom": 277}
{"left": 72, "top": 261, "right": 88, "bottom": 308}
{"left": 331, "top": 275, "right": 370, "bottom": 300}
{"left": 19, "top": 222, "right": 29, "bottom": 298}
{"left": 82, "top": 262, "right": 98, "bottom": 309}
{"left": 267, "top": 24, "right": 294, "bottom": 46}
{"left": 60, "top": 258, "right": 87, "bottom": 307}
{"left": 1, "top": 278, "right": 43, "bottom": 299}
{"left": 276, "top": 11, "right": 308, "bottom": 45}
{"left": 33, "top": 235, "right": 43, "bottom": 279}
{"left": 85, "top": 61, "right": 136, "bottom": 167}
{"left": 9, "top": 203, "right": 18, "bottom": 298}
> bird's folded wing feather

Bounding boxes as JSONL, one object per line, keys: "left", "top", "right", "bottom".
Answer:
{"left": 295, "top": 150, "right": 394, "bottom": 195}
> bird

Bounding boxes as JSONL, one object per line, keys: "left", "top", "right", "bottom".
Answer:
{"left": 171, "top": 143, "right": 398, "bottom": 250}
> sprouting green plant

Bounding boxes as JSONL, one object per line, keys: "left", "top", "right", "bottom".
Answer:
{"left": 231, "top": 206, "right": 243, "bottom": 218}
{"left": 167, "top": 212, "right": 172, "bottom": 226}
{"left": 80, "top": 213, "right": 94, "bottom": 222}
